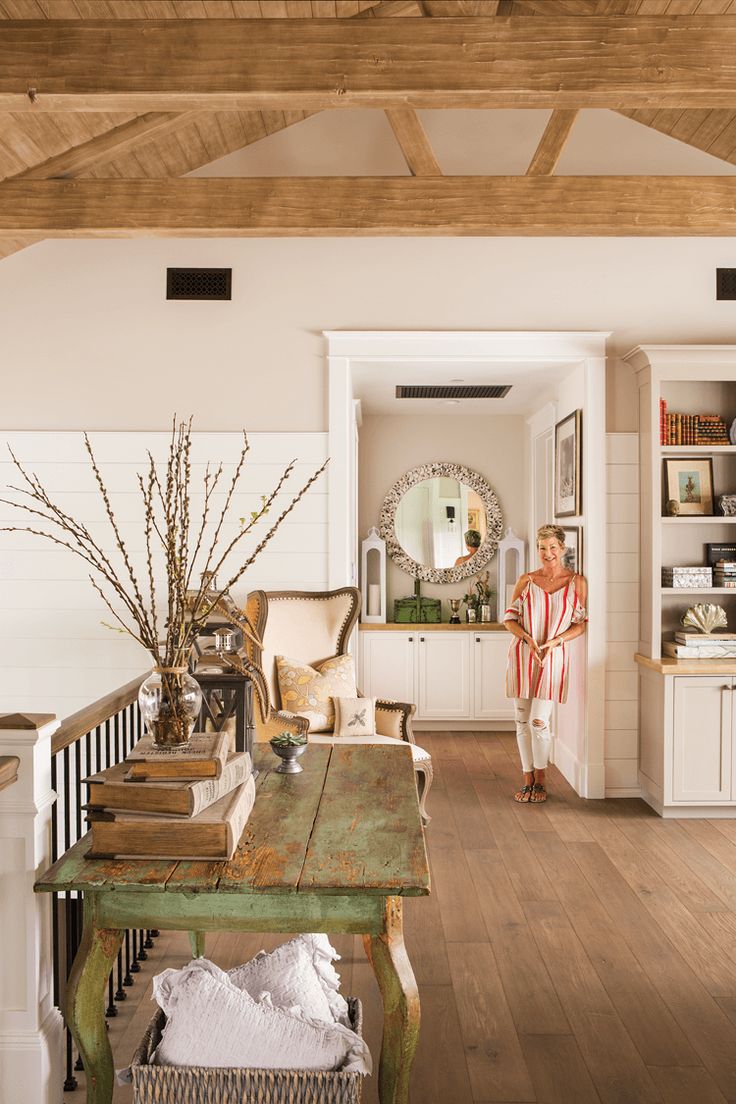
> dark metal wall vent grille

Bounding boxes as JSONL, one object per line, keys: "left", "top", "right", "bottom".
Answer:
{"left": 166, "top": 268, "right": 232, "bottom": 300}
{"left": 396, "top": 384, "right": 512, "bottom": 400}
{"left": 717, "top": 269, "right": 736, "bottom": 301}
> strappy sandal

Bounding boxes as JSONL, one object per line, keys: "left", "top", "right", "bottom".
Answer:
{"left": 514, "top": 782, "right": 534, "bottom": 803}
{"left": 531, "top": 782, "right": 548, "bottom": 803}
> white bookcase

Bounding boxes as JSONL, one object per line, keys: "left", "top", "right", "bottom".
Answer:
{"left": 627, "top": 346, "right": 736, "bottom": 658}
{"left": 626, "top": 345, "right": 736, "bottom": 816}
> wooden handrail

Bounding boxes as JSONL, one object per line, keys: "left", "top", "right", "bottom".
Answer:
{"left": 51, "top": 673, "right": 149, "bottom": 756}
{"left": 0, "top": 755, "right": 20, "bottom": 792}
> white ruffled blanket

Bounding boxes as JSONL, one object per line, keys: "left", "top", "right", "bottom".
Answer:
{"left": 145, "top": 935, "right": 371, "bottom": 1075}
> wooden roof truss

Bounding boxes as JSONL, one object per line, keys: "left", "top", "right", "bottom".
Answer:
{"left": 1, "top": 0, "right": 736, "bottom": 258}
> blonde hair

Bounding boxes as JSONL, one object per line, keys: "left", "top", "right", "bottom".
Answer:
{"left": 536, "top": 524, "right": 566, "bottom": 548}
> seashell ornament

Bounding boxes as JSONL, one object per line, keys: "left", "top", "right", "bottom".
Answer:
{"left": 681, "top": 604, "right": 728, "bottom": 634}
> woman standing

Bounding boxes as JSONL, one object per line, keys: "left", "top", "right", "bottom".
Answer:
{"left": 503, "top": 524, "right": 588, "bottom": 803}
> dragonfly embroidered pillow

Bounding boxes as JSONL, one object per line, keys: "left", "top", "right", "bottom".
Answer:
{"left": 333, "top": 696, "right": 376, "bottom": 738}
{"left": 275, "top": 654, "right": 356, "bottom": 732}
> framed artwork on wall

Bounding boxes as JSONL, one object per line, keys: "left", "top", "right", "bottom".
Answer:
{"left": 561, "top": 526, "right": 582, "bottom": 574}
{"left": 554, "top": 409, "right": 582, "bottom": 517}
{"left": 663, "top": 457, "right": 714, "bottom": 516}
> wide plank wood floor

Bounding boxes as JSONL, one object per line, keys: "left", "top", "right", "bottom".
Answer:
{"left": 65, "top": 731, "right": 736, "bottom": 1104}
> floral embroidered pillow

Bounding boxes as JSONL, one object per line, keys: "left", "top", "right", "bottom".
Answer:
{"left": 275, "top": 654, "right": 356, "bottom": 733}
{"left": 333, "top": 696, "right": 376, "bottom": 738}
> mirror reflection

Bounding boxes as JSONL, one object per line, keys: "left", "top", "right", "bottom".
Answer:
{"left": 394, "top": 477, "right": 488, "bottom": 570}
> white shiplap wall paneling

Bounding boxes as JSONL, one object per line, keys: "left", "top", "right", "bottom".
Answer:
{"left": 0, "top": 431, "right": 329, "bottom": 719}
{"left": 605, "top": 432, "right": 640, "bottom": 797}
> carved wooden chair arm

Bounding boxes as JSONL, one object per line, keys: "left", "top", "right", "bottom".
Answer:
{"left": 260, "top": 710, "right": 310, "bottom": 743}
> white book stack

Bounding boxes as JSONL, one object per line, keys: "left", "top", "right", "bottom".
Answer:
{"left": 664, "top": 631, "right": 736, "bottom": 659}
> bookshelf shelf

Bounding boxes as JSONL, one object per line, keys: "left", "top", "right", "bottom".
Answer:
{"left": 661, "top": 517, "right": 736, "bottom": 525}
{"left": 661, "top": 588, "right": 736, "bottom": 595}
{"left": 660, "top": 446, "right": 736, "bottom": 455}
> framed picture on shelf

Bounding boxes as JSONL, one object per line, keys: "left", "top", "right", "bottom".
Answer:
{"left": 561, "top": 526, "right": 582, "bottom": 574}
{"left": 554, "top": 410, "right": 582, "bottom": 517}
{"left": 663, "top": 457, "right": 714, "bottom": 516}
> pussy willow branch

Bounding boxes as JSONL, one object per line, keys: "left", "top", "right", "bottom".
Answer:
{"left": 191, "top": 431, "right": 250, "bottom": 618}
{"left": 3, "top": 419, "right": 328, "bottom": 676}
{"left": 219, "top": 458, "right": 329, "bottom": 597}
{"left": 83, "top": 433, "right": 151, "bottom": 640}
{"left": 186, "top": 461, "right": 223, "bottom": 592}
{"left": 205, "top": 458, "right": 297, "bottom": 587}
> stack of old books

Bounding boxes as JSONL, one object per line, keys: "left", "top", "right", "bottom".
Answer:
{"left": 83, "top": 732, "right": 255, "bottom": 861}
{"left": 663, "top": 632, "right": 736, "bottom": 659}
{"left": 714, "top": 560, "right": 736, "bottom": 589}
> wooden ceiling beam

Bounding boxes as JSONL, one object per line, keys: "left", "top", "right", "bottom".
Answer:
{"left": 11, "top": 111, "right": 206, "bottom": 179}
{"left": 4, "top": 176, "right": 736, "bottom": 235}
{"left": 526, "top": 110, "right": 579, "bottom": 175}
{"left": 385, "top": 108, "right": 442, "bottom": 175}
{"left": 4, "top": 17, "right": 736, "bottom": 111}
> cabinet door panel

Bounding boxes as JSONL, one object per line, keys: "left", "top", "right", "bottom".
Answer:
{"left": 473, "top": 634, "right": 514, "bottom": 720}
{"left": 417, "top": 633, "right": 471, "bottom": 719}
{"left": 673, "top": 677, "right": 732, "bottom": 802}
{"left": 360, "top": 632, "right": 415, "bottom": 707}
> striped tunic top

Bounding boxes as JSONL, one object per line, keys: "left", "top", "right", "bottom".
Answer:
{"left": 503, "top": 575, "right": 587, "bottom": 704}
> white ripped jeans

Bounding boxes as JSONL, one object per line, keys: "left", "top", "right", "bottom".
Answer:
{"left": 514, "top": 697, "right": 554, "bottom": 772}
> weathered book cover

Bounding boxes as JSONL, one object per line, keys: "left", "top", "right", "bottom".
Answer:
{"left": 84, "top": 752, "right": 251, "bottom": 817}
{"left": 125, "top": 731, "right": 229, "bottom": 780}
{"left": 86, "top": 775, "right": 256, "bottom": 860}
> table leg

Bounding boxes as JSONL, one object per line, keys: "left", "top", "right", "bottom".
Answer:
{"left": 189, "top": 930, "right": 206, "bottom": 958}
{"left": 66, "top": 899, "right": 123, "bottom": 1104}
{"left": 363, "top": 896, "right": 420, "bottom": 1104}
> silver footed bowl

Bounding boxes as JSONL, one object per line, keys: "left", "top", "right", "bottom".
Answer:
{"left": 270, "top": 741, "right": 307, "bottom": 774}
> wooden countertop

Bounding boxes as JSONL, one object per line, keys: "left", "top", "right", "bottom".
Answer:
{"left": 636, "top": 653, "right": 736, "bottom": 675}
{"left": 359, "top": 622, "right": 507, "bottom": 632}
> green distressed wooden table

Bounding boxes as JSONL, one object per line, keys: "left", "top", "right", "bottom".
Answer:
{"left": 35, "top": 742, "right": 430, "bottom": 1104}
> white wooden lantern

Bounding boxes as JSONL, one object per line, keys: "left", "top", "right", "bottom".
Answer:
{"left": 361, "top": 527, "right": 386, "bottom": 624}
{"left": 497, "top": 527, "right": 526, "bottom": 618}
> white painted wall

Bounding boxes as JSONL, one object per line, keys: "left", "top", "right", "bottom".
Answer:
{"left": 605, "top": 433, "right": 641, "bottom": 797}
{"left": 0, "top": 431, "right": 328, "bottom": 719}
{"left": 358, "top": 413, "right": 527, "bottom": 616}
{"left": 4, "top": 236, "right": 736, "bottom": 437}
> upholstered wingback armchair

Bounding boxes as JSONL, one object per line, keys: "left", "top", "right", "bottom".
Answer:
{"left": 243, "top": 587, "right": 433, "bottom": 825}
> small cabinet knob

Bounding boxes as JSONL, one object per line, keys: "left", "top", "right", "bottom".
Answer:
{"left": 408, "top": 636, "right": 414, "bottom": 643}
{"left": 420, "top": 636, "right": 425, "bottom": 642}
{"left": 476, "top": 637, "right": 481, "bottom": 643}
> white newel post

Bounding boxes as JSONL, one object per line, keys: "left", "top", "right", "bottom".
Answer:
{"left": 0, "top": 713, "right": 64, "bottom": 1104}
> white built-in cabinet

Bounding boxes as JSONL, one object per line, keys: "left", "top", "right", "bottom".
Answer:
{"left": 639, "top": 665, "right": 736, "bottom": 812}
{"left": 672, "top": 677, "right": 734, "bottom": 803}
{"left": 628, "top": 344, "right": 736, "bottom": 815}
{"left": 360, "top": 629, "right": 513, "bottom": 723}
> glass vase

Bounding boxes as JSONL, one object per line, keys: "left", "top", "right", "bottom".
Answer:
{"left": 138, "top": 668, "right": 203, "bottom": 748}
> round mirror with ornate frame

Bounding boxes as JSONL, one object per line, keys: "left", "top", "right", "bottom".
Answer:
{"left": 379, "top": 462, "right": 504, "bottom": 583}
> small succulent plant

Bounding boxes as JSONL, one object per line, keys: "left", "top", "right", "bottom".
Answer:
{"left": 270, "top": 731, "right": 307, "bottom": 747}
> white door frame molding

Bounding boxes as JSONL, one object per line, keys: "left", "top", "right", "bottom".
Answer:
{"left": 325, "top": 330, "right": 609, "bottom": 797}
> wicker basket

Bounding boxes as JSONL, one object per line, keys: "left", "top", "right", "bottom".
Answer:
{"left": 130, "top": 999, "right": 364, "bottom": 1104}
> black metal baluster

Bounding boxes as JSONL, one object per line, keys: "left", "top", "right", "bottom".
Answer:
{"left": 50, "top": 755, "right": 60, "bottom": 1015}
{"left": 72, "top": 740, "right": 85, "bottom": 1072}
{"left": 126, "top": 705, "right": 142, "bottom": 974}
{"left": 62, "top": 747, "right": 78, "bottom": 1092}
{"left": 144, "top": 929, "right": 154, "bottom": 949}
{"left": 111, "top": 714, "right": 127, "bottom": 1004}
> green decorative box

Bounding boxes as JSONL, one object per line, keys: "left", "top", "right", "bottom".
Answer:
{"left": 393, "top": 596, "right": 442, "bottom": 624}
